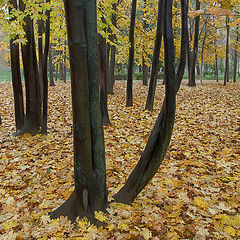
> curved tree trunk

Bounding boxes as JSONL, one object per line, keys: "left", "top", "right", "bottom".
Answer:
{"left": 9, "top": 0, "right": 24, "bottom": 132}
{"left": 114, "top": 0, "right": 188, "bottom": 204}
{"left": 126, "top": 0, "right": 137, "bottom": 107}
{"left": 51, "top": 0, "right": 107, "bottom": 223}
{"left": 187, "top": 0, "right": 200, "bottom": 87}
{"left": 99, "top": 35, "right": 111, "bottom": 126}
{"left": 145, "top": 0, "right": 164, "bottom": 111}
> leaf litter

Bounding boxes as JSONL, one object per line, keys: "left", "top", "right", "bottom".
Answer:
{"left": 0, "top": 81, "right": 239, "bottom": 239}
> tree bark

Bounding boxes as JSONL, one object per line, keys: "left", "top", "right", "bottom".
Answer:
{"left": 126, "top": 0, "right": 137, "bottom": 107}
{"left": 40, "top": 0, "right": 51, "bottom": 134}
{"left": 145, "top": 0, "right": 164, "bottom": 111}
{"left": 99, "top": 35, "right": 111, "bottom": 125}
{"left": 51, "top": 0, "right": 107, "bottom": 223}
{"left": 9, "top": 0, "right": 24, "bottom": 132}
{"left": 187, "top": 0, "right": 200, "bottom": 87}
{"left": 114, "top": 0, "right": 188, "bottom": 204}
{"left": 233, "top": 25, "right": 239, "bottom": 83}
{"left": 55, "top": 63, "right": 58, "bottom": 80}
{"left": 224, "top": 16, "right": 230, "bottom": 86}
{"left": 18, "top": 0, "right": 41, "bottom": 135}
{"left": 49, "top": 46, "right": 55, "bottom": 86}
{"left": 214, "top": 40, "right": 219, "bottom": 82}
{"left": 142, "top": 57, "right": 148, "bottom": 86}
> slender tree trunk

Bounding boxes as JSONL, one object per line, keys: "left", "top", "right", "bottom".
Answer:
{"left": 49, "top": 46, "right": 55, "bottom": 86}
{"left": 142, "top": 57, "right": 148, "bottom": 86}
{"left": 200, "top": 18, "right": 208, "bottom": 85}
{"left": 108, "top": 3, "right": 117, "bottom": 95}
{"left": 51, "top": 0, "right": 107, "bottom": 223}
{"left": 233, "top": 25, "right": 239, "bottom": 83}
{"left": 145, "top": 0, "right": 164, "bottom": 111}
{"left": 0, "top": 115, "right": 2, "bottom": 125}
{"left": 40, "top": 0, "right": 50, "bottom": 134}
{"left": 59, "top": 61, "right": 63, "bottom": 80}
{"left": 214, "top": 40, "right": 218, "bottom": 82}
{"left": 55, "top": 63, "right": 58, "bottom": 81}
{"left": 115, "top": 0, "right": 188, "bottom": 204}
{"left": 63, "top": 40, "right": 67, "bottom": 83}
{"left": 224, "top": 16, "right": 230, "bottom": 86}
{"left": 99, "top": 35, "right": 111, "bottom": 125}
{"left": 18, "top": 0, "right": 41, "bottom": 135}
{"left": 126, "top": 0, "right": 137, "bottom": 107}
{"left": 9, "top": 0, "right": 24, "bottom": 131}
{"left": 187, "top": 0, "right": 200, "bottom": 87}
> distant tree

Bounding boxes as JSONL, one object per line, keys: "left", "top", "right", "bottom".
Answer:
{"left": 224, "top": 16, "right": 230, "bottom": 86}
{"left": 233, "top": 25, "right": 239, "bottom": 83}
{"left": 187, "top": 0, "right": 200, "bottom": 87}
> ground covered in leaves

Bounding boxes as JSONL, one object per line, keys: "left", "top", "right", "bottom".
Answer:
{"left": 0, "top": 81, "right": 239, "bottom": 239}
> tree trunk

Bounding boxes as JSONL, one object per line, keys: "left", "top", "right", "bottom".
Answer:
{"left": 55, "top": 63, "right": 58, "bottom": 81}
{"left": 145, "top": 0, "right": 164, "bottom": 111}
{"left": 40, "top": 0, "right": 50, "bottom": 134}
{"left": 214, "top": 40, "right": 218, "bottom": 82}
{"left": 49, "top": 46, "right": 55, "bottom": 86}
{"left": 126, "top": 0, "right": 137, "bottom": 107}
{"left": 99, "top": 35, "right": 111, "bottom": 125}
{"left": 59, "top": 61, "right": 64, "bottom": 80}
{"left": 63, "top": 40, "right": 67, "bottom": 83}
{"left": 18, "top": 0, "right": 41, "bottom": 135}
{"left": 142, "top": 57, "right": 148, "bottom": 86}
{"left": 187, "top": 0, "right": 200, "bottom": 87}
{"left": 233, "top": 25, "right": 239, "bottom": 83}
{"left": 200, "top": 18, "right": 208, "bottom": 85}
{"left": 51, "top": 0, "right": 107, "bottom": 223}
{"left": 224, "top": 16, "right": 230, "bottom": 86}
{"left": 114, "top": 0, "right": 188, "bottom": 204}
{"left": 9, "top": 0, "right": 24, "bottom": 132}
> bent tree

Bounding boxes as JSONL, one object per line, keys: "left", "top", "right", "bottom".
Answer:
{"left": 51, "top": 0, "right": 188, "bottom": 221}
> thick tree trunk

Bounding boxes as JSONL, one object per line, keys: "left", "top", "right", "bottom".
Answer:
{"left": 126, "top": 0, "right": 137, "bottom": 107}
{"left": 187, "top": 0, "right": 200, "bottom": 87}
{"left": 9, "top": 0, "right": 24, "bottom": 131}
{"left": 51, "top": 0, "right": 107, "bottom": 223}
{"left": 18, "top": 0, "right": 41, "bottom": 135}
{"left": 145, "top": 0, "right": 164, "bottom": 111}
{"left": 115, "top": 0, "right": 188, "bottom": 204}
{"left": 99, "top": 35, "right": 111, "bottom": 125}
{"left": 49, "top": 47, "right": 55, "bottom": 86}
{"left": 224, "top": 16, "right": 230, "bottom": 86}
{"left": 233, "top": 25, "right": 239, "bottom": 83}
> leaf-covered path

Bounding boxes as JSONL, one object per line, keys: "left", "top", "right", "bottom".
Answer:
{"left": 0, "top": 81, "right": 239, "bottom": 239}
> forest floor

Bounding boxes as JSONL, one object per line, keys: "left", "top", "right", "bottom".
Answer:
{"left": 0, "top": 81, "right": 239, "bottom": 240}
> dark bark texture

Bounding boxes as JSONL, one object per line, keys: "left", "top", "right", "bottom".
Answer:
{"left": 51, "top": 0, "right": 107, "bottom": 223}
{"left": 126, "top": 0, "right": 137, "bottom": 107}
{"left": 233, "top": 25, "right": 239, "bottom": 83}
{"left": 99, "top": 35, "right": 111, "bottom": 125}
{"left": 114, "top": 0, "right": 188, "bottom": 204}
{"left": 187, "top": 0, "right": 200, "bottom": 87}
{"left": 224, "top": 16, "right": 230, "bottom": 86}
{"left": 19, "top": 0, "right": 41, "bottom": 134}
{"left": 49, "top": 46, "right": 55, "bottom": 86}
{"left": 145, "top": 0, "right": 164, "bottom": 111}
{"left": 9, "top": 0, "right": 24, "bottom": 131}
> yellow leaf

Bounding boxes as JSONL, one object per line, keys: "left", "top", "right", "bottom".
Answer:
{"left": 194, "top": 197, "right": 209, "bottom": 209}
{"left": 94, "top": 211, "right": 106, "bottom": 222}
{"left": 225, "top": 226, "right": 236, "bottom": 237}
